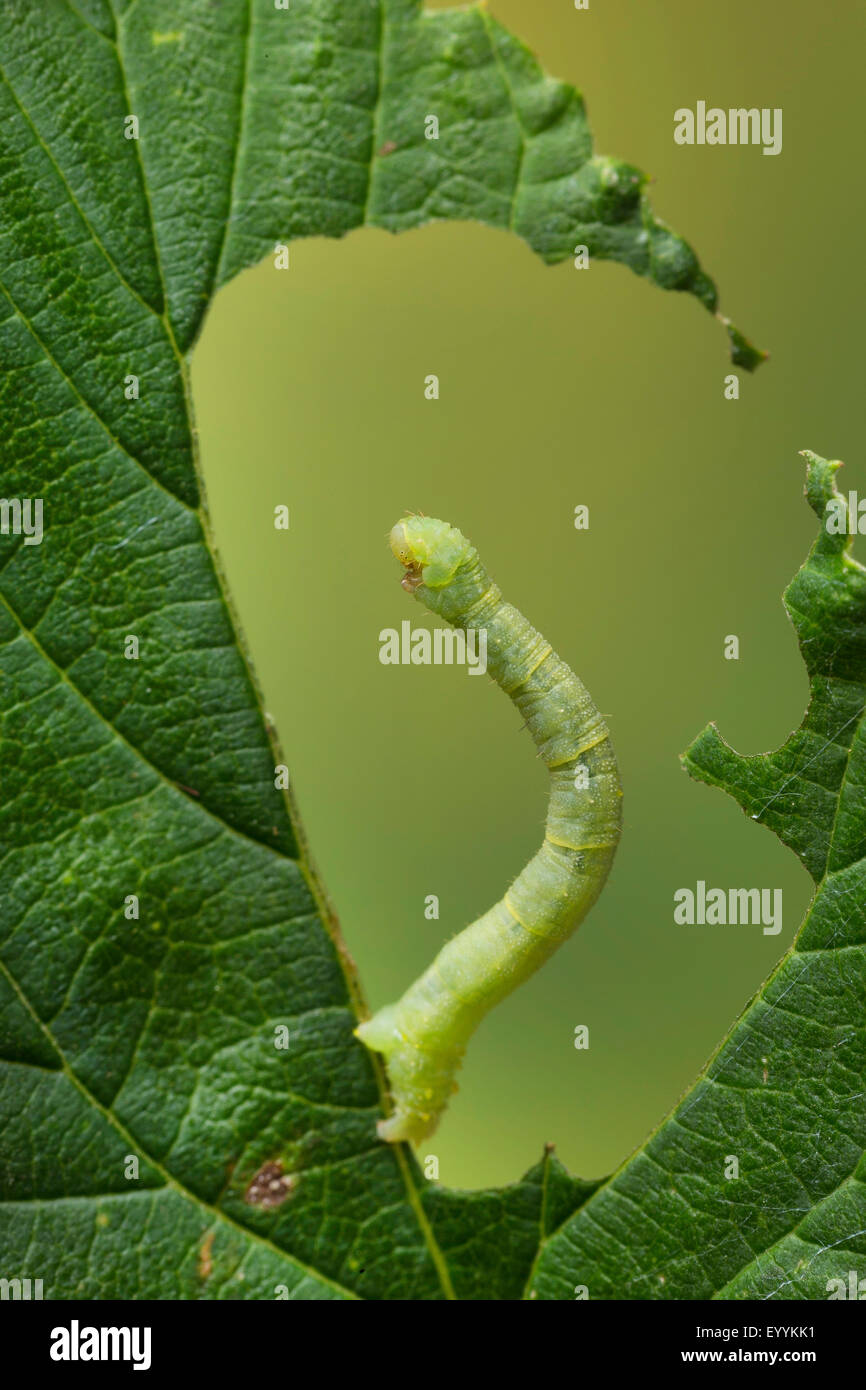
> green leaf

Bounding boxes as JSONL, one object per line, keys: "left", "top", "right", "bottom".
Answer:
{"left": 0, "top": 0, "right": 765, "bottom": 1301}
{"left": 525, "top": 454, "right": 866, "bottom": 1300}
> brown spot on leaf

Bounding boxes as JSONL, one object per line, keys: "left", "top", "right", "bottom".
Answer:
{"left": 244, "top": 1160, "right": 295, "bottom": 1210}
{"left": 198, "top": 1230, "right": 215, "bottom": 1281}
{"left": 377, "top": 140, "right": 397, "bottom": 157}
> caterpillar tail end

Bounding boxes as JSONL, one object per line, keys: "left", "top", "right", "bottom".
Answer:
{"left": 355, "top": 1010, "right": 444, "bottom": 1146}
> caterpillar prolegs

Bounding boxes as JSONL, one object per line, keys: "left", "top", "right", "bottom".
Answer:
{"left": 355, "top": 517, "right": 623, "bottom": 1143}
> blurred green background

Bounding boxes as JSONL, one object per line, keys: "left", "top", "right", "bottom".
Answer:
{"left": 191, "top": 0, "right": 865, "bottom": 1189}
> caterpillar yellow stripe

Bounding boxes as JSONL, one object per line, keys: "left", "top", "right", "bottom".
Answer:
{"left": 355, "top": 516, "right": 622, "bottom": 1143}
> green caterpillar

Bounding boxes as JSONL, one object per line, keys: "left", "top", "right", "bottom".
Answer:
{"left": 355, "top": 517, "right": 623, "bottom": 1143}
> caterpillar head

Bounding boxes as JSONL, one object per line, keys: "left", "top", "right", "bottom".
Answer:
{"left": 389, "top": 516, "right": 469, "bottom": 592}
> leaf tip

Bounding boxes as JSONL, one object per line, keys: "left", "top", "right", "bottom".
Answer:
{"left": 801, "top": 450, "right": 844, "bottom": 520}
{"left": 718, "top": 314, "right": 769, "bottom": 372}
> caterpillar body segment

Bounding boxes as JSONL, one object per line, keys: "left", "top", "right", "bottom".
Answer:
{"left": 355, "top": 517, "right": 622, "bottom": 1143}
